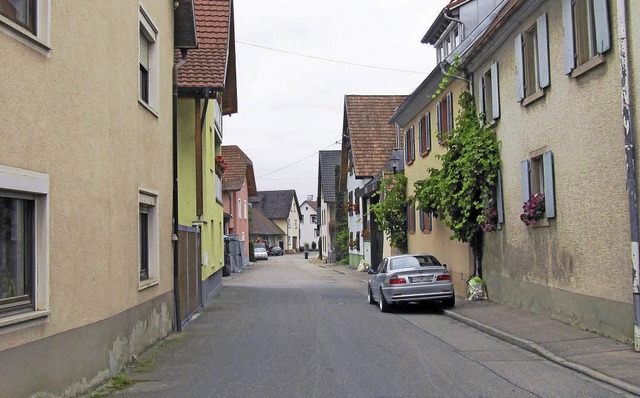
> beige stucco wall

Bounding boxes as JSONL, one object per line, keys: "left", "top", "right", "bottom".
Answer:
{"left": 0, "top": 0, "right": 176, "bottom": 394}
{"left": 477, "top": 0, "right": 632, "bottom": 340}
{"left": 403, "top": 79, "right": 474, "bottom": 294}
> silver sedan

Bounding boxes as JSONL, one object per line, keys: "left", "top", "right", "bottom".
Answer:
{"left": 367, "top": 253, "right": 455, "bottom": 312}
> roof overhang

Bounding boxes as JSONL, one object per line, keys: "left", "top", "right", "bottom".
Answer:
{"left": 174, "top": 0, "right": 198, "bottom": 49}
{"left": 390, "top": 66, "right": 442, "bottom": 128}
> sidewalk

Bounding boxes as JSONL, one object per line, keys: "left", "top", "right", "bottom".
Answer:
{"left": 309, "top": 257, "right": 640, "bottom": 396}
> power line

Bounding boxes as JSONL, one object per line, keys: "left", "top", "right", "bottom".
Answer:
{"left": 236, "top": 40, "right": 426, "bottom": 75}
{"left": 257, "top": 141, "right": 341, "bottom": 179}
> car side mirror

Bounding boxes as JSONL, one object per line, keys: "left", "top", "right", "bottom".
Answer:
{"left": 367, "top": 268, "right": 376, "bottom": 275}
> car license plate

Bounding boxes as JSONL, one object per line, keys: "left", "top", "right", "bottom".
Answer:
{"left": 410, "top": 275, "right": 433, "bottom": 283}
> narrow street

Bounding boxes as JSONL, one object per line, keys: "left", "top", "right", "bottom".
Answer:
{"left": 91, "top": 255, "right": 633, "bottom": 398}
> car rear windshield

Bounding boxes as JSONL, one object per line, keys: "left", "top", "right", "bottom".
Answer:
{"left": 391, "top": 255, "right": 441, "bottom": 270}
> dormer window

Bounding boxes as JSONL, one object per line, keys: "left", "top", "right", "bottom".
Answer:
{"left": 435, "top": 23, "right": 463, "bottom": 63}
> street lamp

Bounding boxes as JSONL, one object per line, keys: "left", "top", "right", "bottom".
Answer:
{"left": 388, "top": 152, "right": 402, "bottom": 174}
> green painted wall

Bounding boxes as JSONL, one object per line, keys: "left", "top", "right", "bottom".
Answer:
{"left": 177, "top": 98, "right": 225, "bottom": 279}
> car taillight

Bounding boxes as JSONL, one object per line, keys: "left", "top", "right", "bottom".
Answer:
{"left": 436, "top": 274, "right": 451, "bottom": 281}
{"left": 388, "top": 277, "right": 407, "bottom": 285}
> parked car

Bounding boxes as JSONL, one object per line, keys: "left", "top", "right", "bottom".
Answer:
{"left": 367, "top": 253, "right": 455, "bottom": 312}
{"left": 269, "top": 246, "right": 284, "bottom": 256}
{"left": 254, "top": 247, "right": 269, "bottom": 261}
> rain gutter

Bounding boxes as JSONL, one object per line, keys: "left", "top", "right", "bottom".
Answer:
{"left": 616, "top": 0, "right": 639, "bottom": 352}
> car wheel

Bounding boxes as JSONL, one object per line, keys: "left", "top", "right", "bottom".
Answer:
{"left": 367, "top": 284, "right": 376, "bottom": 305}
{"left": 441, "top": 295, "right": 455, "bottom": 309}
{"left": 378, "top": 288, "right": 391, "bottom": 313}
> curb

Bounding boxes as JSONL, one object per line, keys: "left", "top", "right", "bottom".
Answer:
{"left": 444, "top": 310, "right": 640, "bottom": 397}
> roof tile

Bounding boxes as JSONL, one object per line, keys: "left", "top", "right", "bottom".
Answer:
{"left": 345, "top": 95, "right": 407, "bottom": 177}
{"left": 177, "top": 0, "right": 230, "bottom": 88}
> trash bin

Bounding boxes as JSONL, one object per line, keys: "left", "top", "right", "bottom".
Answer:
{"left": 304, "top": 250, "right": 308, "bottom": 259}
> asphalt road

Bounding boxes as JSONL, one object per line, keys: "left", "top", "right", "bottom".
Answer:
{"left": 92, "top": 255, "right": 634, "bottom": 398}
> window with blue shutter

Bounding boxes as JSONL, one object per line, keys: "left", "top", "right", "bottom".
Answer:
{"left": 491, "top": 62, "right": 501, "bottom": 119}
{"left": 496, "top": 170, "right": 505, "bottom": 224}
{"left": 418, "top": 118, "right": 423, "bottom": 155}
{"left": 410, "top": 127, "right": 416, "bottom": 162}
{"left": 537, "top": 14, "right": 550, "bottom": 89}
{"left": 521, "top": 160, "right": 530, "bottom": 203}
{"left": 419, "top": 210, "right": 425, "bottom": 231}
{"left": 516, "top": 14, "right": 550, "bottom": 103}
{"left": 543, "top": 151, "right": 556, "bottom": 218}
{"left": 404, "top": 131, "right": 410, "bottom": 164}
{"left": 427, "top": 213, "right": 433, "bottom": 231}
{"left": 563, "top": 0, "right": 611, "bottom": 74}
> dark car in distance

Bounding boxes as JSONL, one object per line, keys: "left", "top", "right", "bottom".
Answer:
{"left": 269, "top": 246, "right": 284, "bottom": 256}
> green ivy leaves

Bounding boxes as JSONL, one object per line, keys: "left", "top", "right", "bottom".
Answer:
{"left": 370, "top": 174, "right": 409, "bottom": 253}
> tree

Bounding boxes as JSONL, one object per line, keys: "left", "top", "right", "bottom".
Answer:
{"left": 413, "top": 91, "right": 500, "bottom": 276}
{"left": 334, "top": 164, "right": 349, "bottom": 263}
{"left": 370, "top": 173, "right": 408, "bottom": 254}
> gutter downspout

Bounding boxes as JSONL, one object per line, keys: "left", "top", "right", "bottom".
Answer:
{"left": 617, "top": 0, "right": 640, "bottom": 352}
{"left": 173, "top": 49, "right": 188, "bottom": 332}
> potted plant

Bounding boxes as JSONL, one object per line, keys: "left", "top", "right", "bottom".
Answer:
{"left": 520, "top": 193, "right": 545, "bottom": 226}
{"left": 215, "top": 155, "right": 227, "bottom": 174}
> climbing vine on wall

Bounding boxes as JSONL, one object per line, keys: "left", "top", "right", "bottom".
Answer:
{"left": 414, "top": 91, "right": 501, "bottom": 264}
{"left": 370, "top": 173, "right": 408, "bottom": 254}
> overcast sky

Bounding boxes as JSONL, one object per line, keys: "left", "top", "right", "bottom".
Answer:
{"left": 224, "top": 0, "right": 448, "bottom": 203}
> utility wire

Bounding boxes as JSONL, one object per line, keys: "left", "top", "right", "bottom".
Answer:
{"left": 236, "top": 40, "right": 426, "bottom": 75}
{"left": 257, "top": 141, "right": 341, "bottom": 179}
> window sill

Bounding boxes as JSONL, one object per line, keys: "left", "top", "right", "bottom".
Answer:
{"left": 138, "top": 278, "right": 159, "bottom": 291}
{"left": 527, "top": 217, "right": 550, "bottom": 228}
{"left": 522, "top": 89, "right": 545, "bottom": 107}
{"left": 406, "top": 160, "right": 414, "bottom": 166}
{"left": 0, "top": 310, "right": 51, "bottom": 334}
{"left": 571, "top": 54, "right": 606, "bottom": 78}
{"left": 0, "top": 17, "right": 52, "bottom": 56}
{"left": 139, "top": 99, "right": 159, "bottom": 117}
{"left": 420, "top": 150, "right": 431, "bottom": 158}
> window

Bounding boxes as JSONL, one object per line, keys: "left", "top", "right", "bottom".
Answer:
{"left": 521, "top": 151, "right": 556, "bottom": 219}
{"left": 1, "top": 0, "right": 35, "bottom": 33}
{"left": 139, "top": 6, "right": 159, "bottom": 112}
{"left": 436, "top": 93, "right": 453, "bottom": 142}
{"left": 563, "top": 0, "right": 610, "bottom": 75}
{"left": 435, "top": 24, "right": 462, "bottom": 63}
{"left": 419, "top": 113, "right": 431, "bottom": 156}
{"left": 139, "top": 190, "right": 159, "bottom": 287}
{"left": 479, "top": 63, "right": 501, "bottom": 122}
{"left": 516, "top": 14, "right": 550, "bottom": 103}
{"left": 404, "top": 126, "right": 415, "bottom": 164}
{"left": 244, "top": 200, "right": 248, "bottom": 219}
{"left": 408, "top": 204, "right": 416, "bottom": 234}
{"left": 0, "top": 0, "right": 51, "bottom": 53}
{"left": 311, "top": 215, "right": 317, "bottom": 224}
{"left": 0, "top": 165, "right": 49, "bottom": 324}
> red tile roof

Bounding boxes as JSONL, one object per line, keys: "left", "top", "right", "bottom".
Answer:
{"left": 221, "top": 145, "right": 256, "bottom": 195}
{"left": 177, "top": 0, "right": 231, "bottom": 88}
{"left": 344, "top": 95, "right": 407, "bottom": 177}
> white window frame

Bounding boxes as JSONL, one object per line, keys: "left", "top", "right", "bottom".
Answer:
{"left": 244, "top": 200, "right": 248, "bottom": 219}
{"left": 237, "top": 198, "right": 241, "bottom": 219}
{"left": 0, "top": 165, "right": 50, "bottom": 331}
{"left": 0, "top": 0, "right": 51, "bottom": 55}
{"left": 139, "top": 5, "right": 159, "bottom": 114}
{"left": 139, "top": 189, "right": 159, "bottom": 290}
